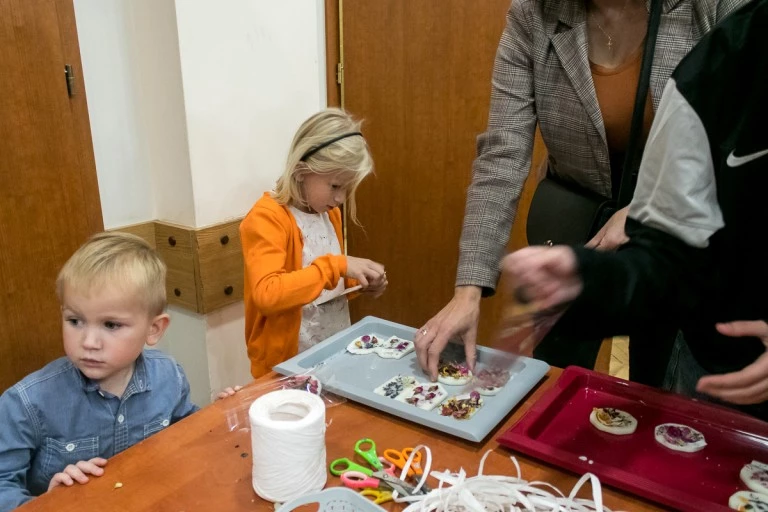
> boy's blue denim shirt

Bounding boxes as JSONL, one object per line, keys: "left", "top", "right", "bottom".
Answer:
{"left": 0, "top": 349, "right": 199, "bottom": 511}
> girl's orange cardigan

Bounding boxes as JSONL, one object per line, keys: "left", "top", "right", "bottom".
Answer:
{"left": 239, "top": 193, "right": 357, "bottom": 378}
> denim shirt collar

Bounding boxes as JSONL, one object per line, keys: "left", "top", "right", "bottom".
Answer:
{"left": 76, "top": 353, "right": 151, "bottom": 396}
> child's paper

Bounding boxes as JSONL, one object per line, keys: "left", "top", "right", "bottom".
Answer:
{"left": 314, "top": 285, "right": 362, "bottom": 306}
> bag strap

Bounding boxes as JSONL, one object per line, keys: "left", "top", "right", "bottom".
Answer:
{"left": 616, "top": 0, "right": 664, "bottom": 208}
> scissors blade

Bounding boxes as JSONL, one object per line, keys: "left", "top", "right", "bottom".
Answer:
{"left": 376, "top": 472, "right": 424, "bottom": 496}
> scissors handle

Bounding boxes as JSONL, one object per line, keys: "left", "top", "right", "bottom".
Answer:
{"left": 329, "top": 458, "right": 372, "bottom": 476}
{"left": 402, "top": 447, "right": 423, "bottom": 476}
{"left": 341, "top": 471, "right": 380, "bottom": 490}
{"left": 355, "top": 438, "right": 383, "bottom": 470}
{"left": 383, "top": 448, "right": 414, "bottom": 478}
{"left": 360, "top": 488, "right": 393, "bottom": 504}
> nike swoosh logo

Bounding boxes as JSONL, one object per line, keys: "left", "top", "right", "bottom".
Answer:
{"left": 727, "top": 148, "right": 768, "bottom": 167}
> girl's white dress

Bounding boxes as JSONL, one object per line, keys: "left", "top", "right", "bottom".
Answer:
{"left": 289, "top": 206, "right": 352, "bottom": 353}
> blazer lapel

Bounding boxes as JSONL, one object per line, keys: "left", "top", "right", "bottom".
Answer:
{"left": 549, "top": 5, "right": 607, "bottom": 146}
{"left": 648, "top": 0, "right": 692, "bottom": 110}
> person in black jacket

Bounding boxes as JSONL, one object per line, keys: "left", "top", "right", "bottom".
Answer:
{"left": 503, "top": 0, "right": 768, "bottom": 419}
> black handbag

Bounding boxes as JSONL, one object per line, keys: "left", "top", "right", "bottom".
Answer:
{"left": 526, "top": 0, "right": 663, "bottom": 246}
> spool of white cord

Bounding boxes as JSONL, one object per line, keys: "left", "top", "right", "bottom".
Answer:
{"left": 249, "top": 389, "right": 327, "bottom": 503}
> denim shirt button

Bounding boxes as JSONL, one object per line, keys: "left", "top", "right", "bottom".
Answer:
{"left": 161, "top": 419, "right": 170, "bottom": 427}
{"left": 118, "top": 414, "right": 125, "bottom": 424}
{"left": 65, "top": 443, "right": 76, "bottom": 452}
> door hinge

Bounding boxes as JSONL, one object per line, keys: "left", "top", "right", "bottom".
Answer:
{"left": 336, "top": 62, "right": 344, "bottom": 86}
{"left": 64, "top": 64, "right": 76, "bottom": 97}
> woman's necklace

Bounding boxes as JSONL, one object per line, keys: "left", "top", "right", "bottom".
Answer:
{"left": 589, "top": 0, "right": 631, "bottom": 52}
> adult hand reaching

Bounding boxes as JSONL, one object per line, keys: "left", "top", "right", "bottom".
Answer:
{"left": 501, "top": 246, "right": 582, "bottom": 310}
{"left": 586, "top": 206, "right": 630, "bottom": 251}
{"left": 697, "top": 321, "right": 768, "bottom": 405}
{"left": 414, "top": 286, "right": 481, "bottom": 381}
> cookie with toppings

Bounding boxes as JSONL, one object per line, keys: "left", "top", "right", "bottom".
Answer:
{"left": 437, "top": 360, "right": 472, "bottom": 386}
{"left": 728, "top": 490, "right": 768, "bottom": 511}
{"left": 396, "top": 382, "right": 448, "bottom": 411}
{"left": 589, "top": 407, "right": 638, "bottom": 435}
{"left": 347, "top": 334, "right": 381, "bottom": 354}
{"left": 374, "top": 375, "right": 417, "bottom": 399}
{"left": 474, "top": 367, "right": 511, "bottom": 396}
{"left": 438, "top": 391, "right": 483, "bottom": 420}
{"left": 654, "top": 423, "right": 706, "bottom": 452}
{"left": 375, "top": 336, "right": 415, "bottom": 359}
{"left": 741, "top": 460, "right": 768, "bottom": 495}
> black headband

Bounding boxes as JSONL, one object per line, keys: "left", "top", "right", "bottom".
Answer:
{"left": 299, "top": 132, "right": 363, "bottom": 162}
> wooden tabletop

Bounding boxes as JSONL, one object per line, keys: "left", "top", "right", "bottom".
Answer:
{"left": 20, "top": 368, "right": 663, "bottom": 511}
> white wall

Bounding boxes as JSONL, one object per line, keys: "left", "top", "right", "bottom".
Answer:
{"left": 74, "top": 0, "right": 154, "bottom": 229}
{"left": 74, "top": 0, "right": 327, "bottom": 404}
{"left": 174, "top": 0, "right": 326, "bottom": 227}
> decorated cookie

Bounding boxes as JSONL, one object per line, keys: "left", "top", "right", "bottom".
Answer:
{"left": 728, "top": 490, "right": 768, "bottom": 511}
{"left": 439, "top": 391, "right": 483, "bottom": 420}
{"left": 347, "top": 334, "right": 381, "bottom": 354}
{"left": 589, "top": 407, "right": 637, "bottom": 435}
{"left": 474, "top": 367, "right": 511, "bottom": 396}
{"left": 374, "top": 375, "right": 417, "bottom": 399}
{"left": 283, "top": 375, "right": 322, "bottom": 395}
{"left": 437, "top": 361, "right": 473, "bottom": 386}
{"left": 396, "top": 382, "right": 448, "bottom": 411}
{"left": 375, "top": 336, "right": 415, "bottom": 359}
{"left": 741, "top": 461, "right": 768, "bottom": 495}
{"left": 654, "top": 423, "right": 706, "bottom": 452}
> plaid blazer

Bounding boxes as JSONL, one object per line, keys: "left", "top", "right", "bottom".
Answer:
{"left": 457, "top": 0, "right": 749, "bottom": 292}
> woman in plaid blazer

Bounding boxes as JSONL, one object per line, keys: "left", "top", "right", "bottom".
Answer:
{"left": 415, "top": 0, "right": 749, "bottom": 384}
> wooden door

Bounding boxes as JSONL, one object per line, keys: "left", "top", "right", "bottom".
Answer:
{"left": 0, "top": 0, "right": 103, "bottom": 391}
{"left": 337, "top": 1, "right": 545, "bottom": 343}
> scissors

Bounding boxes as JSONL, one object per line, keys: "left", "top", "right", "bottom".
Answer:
{"left": 383, "top": 447, "right": 423, "bottom": 478}
{"left": 354, "top": 438, "right": 383, "bottom": 470}
{"left": 341, "top": 470, "right": 426, "bottom": 497}
{"left": 359, "top": 488, "right": 393, "bottom": 504}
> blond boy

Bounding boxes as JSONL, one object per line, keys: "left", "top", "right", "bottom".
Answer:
{"left": 0, "top": 232, "right": 198, "bottom": 510}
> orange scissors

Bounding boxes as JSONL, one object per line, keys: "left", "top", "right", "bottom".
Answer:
{"left": 383, "top": 447, "right": 423, "bottom": 478}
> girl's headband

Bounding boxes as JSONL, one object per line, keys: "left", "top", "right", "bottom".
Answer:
{"left": 299, "top": 132, "right": 363, "bottom": 162}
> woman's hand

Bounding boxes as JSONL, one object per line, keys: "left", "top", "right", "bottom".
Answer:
{"left": 345, "top": 256, "right": 385, "bottom": 288}
{"left": 697, "top": 321, "right": 768, "bottom": 404}
{"left": 415, "top": 286, "right": 482, "bottom": 381}
{"left": 586, "top": 206, "right": 630, "bottom": 251}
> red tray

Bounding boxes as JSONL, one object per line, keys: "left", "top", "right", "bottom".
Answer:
{"left": 497, "top": 366, "right": 768, "bottom": 512}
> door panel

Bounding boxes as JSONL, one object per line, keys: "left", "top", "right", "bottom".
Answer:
{"left": 342, "top": 1, "right": 543, "bottom": 343}
{"left": 0, "top": 0, "right": 102, "bottom": 391}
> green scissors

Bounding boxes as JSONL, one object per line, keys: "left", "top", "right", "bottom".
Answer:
{"left": 329, "top": 438, "right": 384, "bottom": 476}
{"left": 354, "top": 438, "right": 383, "bottom": 470}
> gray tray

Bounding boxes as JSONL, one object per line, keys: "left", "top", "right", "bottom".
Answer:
{"left": 274, "top": 316, "right": 549, "bottom": 442}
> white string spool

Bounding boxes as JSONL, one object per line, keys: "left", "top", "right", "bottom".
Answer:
{"left": 249, "top": 389, "right": 327, "bottom": 503}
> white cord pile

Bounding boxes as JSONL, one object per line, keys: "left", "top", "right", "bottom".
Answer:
{"left": 394, "top": 446, "right": 623, "bottom": 512}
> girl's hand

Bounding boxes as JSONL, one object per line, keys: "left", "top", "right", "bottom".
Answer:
{"left": 363, "top": 272, "right": 388, "bottom": 298}
{"left": 345, "top": 256, "right": 385, "bottom": 288}
{"left": 48, "top": 457, "right": 107, "bottom": 490}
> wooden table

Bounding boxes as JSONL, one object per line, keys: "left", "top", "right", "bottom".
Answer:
{"left": 20, "top": 368, "right": 663, "bottom": 511}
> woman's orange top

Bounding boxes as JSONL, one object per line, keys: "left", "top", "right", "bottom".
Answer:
{"left": 591, "top": 43, "right": 654, "bottom": 196}
{"left": 239, "top": 193, "right": 356, "bottom": 378}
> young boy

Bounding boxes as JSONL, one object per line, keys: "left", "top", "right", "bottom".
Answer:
{"left": 0, "top": 232, "right": 198, "bottom": 511}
